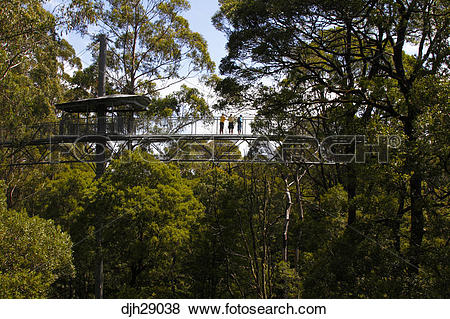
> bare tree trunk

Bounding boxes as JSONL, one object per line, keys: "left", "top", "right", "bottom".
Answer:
{"left": 283, "top": 178, "right": 293, "bottom": 263}
{"left": 294, "top": 167, "right": 308, "bottom": 267}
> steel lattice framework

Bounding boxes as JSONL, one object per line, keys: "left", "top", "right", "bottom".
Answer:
{"left": 0, "top": 128, "right": 327, "bottom": 166}
{"left": 0, "top": 95, "right": 361, "bottom": 167}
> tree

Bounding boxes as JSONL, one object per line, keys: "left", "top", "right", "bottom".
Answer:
{"left": 214, "top": 0, "right": 449, "bottom": 273}
{"left": 20, "top": 166, "right": 97, "bottom": 298}
{"left": 190, "top": 164, "right": 305, "bottom": 298}
{"left": 0, "top": 181, "right": 75, "bottom": 298}
{"left": 86, "top": 0, "right": 215, "bottom": 95}
{"left": 86, "top": 150, "right": 204, "bottom": 297}
{"left": 0, "top": 0, "right": 56, "bottom": 83}
{"left": 0, "top": 0, "right": 81, "bottom": 212}
{"left": 62, "top": 1, "right": 215, "bottom": 139}
{"left": 0, "top": 0, "right": 81, "bottom": 127}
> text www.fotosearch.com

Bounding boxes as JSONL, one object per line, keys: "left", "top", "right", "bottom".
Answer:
{"left": 121, "top": 302, "right": 326, "bottom": 317}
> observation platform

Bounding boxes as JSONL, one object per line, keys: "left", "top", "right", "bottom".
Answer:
{"left": 0, "top": 95, "right": 322, "bottom": 166}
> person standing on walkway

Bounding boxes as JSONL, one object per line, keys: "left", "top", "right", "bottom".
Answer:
{"left": 237, "top": 115, "right": 243, "bottom": 135}
{"left": 228, "top": 114, "right": 235, "bottom": 134}
{"left": 220, "top": 113, "right": 226, "bottom": 134}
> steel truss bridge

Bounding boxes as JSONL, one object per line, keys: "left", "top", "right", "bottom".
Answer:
{"left": 0, "top": 95, "right": 355, "bottom": 167}
{"left": 0, "top": 121, "right": 327, "bottom": 167}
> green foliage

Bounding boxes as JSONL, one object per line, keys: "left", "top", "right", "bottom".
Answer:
{"left": 0, "top": 0, "right": 448, "bottom": 300}
{"left": 64, "top": 64, "right": 101, "bottom": 100}
{"left": 272, "top": 261, "right": 302, "bottom": 298}
{"left": 139, "top": 84, "right": 212, "bottom": 132}
{"left": 0, "top": 3, "right": 79, "bottom": 289}
{"left": 16, "top": 166, "right": 97, "bottom": 298}
{"left": 84, "top": 0, "right": 215, "bottom": 95}
{"left": 212, "top": 0, "right": 449, "bottom": 298}
{"left": 0, "top": 190, "right": 75, "bottom": 298}
{"left": 87, "top": 151, "right": 204, "bottom": 297}
{"left": 26, "top": 167, "right": 95, "bottom": 230}
{"left": 188, "top": 165, "right": 300, "bottom": 298}
{"left": 0, "top": 1, "right": 81, "bottom": 127}
{"left": 188, "top": 167, "right": 245, "bottom": 297}
{"left": 0, "top": 1, "right": 81, "bottom": 217}
{"left": 59, "top": 0, "right": 103, "bottom": 33}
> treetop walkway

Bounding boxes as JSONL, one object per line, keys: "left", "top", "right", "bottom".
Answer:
{"left": 0, "top": 95, "right": 344, "bottom": 166}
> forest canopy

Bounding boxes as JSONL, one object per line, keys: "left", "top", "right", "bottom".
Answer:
{"left": 0, "top": 0, "right": 448, "bottom": 298}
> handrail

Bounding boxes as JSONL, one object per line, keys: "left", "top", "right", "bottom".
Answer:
{"left": 0, "top": 116, "right": 258, "bottom": 143}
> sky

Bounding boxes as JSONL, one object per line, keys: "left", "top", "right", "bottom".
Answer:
{"left": 46, "top": 0, "right": 420, "bottom": 79}
{"left": 51, "top": 1, "right": 227, "bottom": 72}
{"left": 45, "top": 0, "right": 227, "bottom": 101}
{"left": 184, "top": 0, "right": 227, "bottom": 71}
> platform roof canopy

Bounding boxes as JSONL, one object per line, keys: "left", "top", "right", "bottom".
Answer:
{"left": 55, "top": 94, "right": 151, "bottom": 113}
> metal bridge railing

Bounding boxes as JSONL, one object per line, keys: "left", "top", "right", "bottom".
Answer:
{"left": 0, "top": 116, "right": 257, "bottom": 144}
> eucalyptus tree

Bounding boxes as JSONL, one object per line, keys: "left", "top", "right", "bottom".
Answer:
{"left": 63, "top": 0, "right": 216, "bottom": 133}
{"left": 0, "top": 0, "right": 82, "bottom": 213}
{"left": 213, "top": 0, "right": 449, "bottom": 273}
{"left": 0, "top": 182, "right": 75, "bottom": 298}
{"left": 80, "top": 0, "right": 215, "bottom": 95}
{"left": 85, "top": 150, "right": 204, "bottom": 297}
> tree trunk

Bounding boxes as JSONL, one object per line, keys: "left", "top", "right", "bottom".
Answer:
{"left": 283, "top": 178, "right": 293, "bottom": 263}
{"left": 405, "top": 118, "right": 424, "bottom": 273}
{"left": 346, "top": 165, "right": 357, "bottom": 225}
